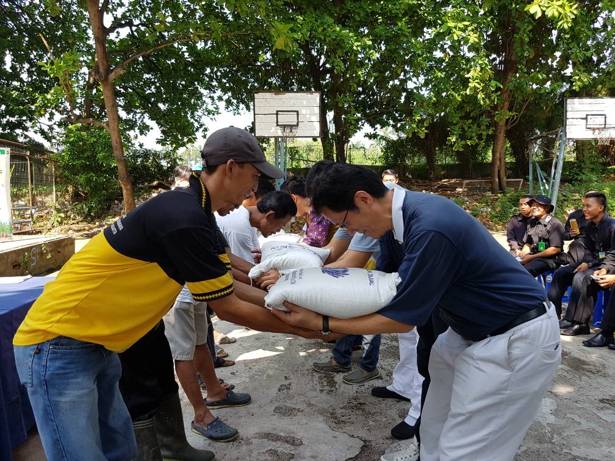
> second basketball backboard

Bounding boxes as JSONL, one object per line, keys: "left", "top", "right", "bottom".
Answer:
{"left": 566, "top": 98, "right": 615, "bottom": 140}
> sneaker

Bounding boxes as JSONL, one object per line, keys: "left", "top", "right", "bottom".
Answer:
{"left": 312, "top": 358, "right": 351, "bottom": 373}
{"left": 191, "top": 417, "right": 238, "bottom": 442}
{"left": 343, "top": 367, "right": 381, "bottom": 384}
{"left": 205, "top": 390, "right": 252, "bottom": 409}
{"left": 380, "top": 442, "right": 419, "bottom": 461}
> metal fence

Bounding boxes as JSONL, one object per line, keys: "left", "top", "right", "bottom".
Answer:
{"left": 1, "top": 139, "right": 56, "bottom": 233}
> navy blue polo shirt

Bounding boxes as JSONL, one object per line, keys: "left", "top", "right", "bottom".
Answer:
{"left": 378, "top": 189, "right": 546, "bottom": 340}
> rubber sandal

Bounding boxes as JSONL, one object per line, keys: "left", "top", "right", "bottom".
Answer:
{"left": 206, "top": 390, "right": 252, "bottom": 409}
{"left": 219, "top": 336, "right": 237, "bottom": 345}
{"left": 217, "top": 348, "right": 229, "bottom": 359}
{"left": 199, "top": 378, "right": 235, "bottom": 392}
{"left": 214, "top": 358, "right": 235, "bottom": 368}
{"left": 191, "top": 417, "right": 238, "bottom": 442}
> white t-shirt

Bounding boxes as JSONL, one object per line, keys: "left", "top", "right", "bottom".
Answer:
{"left": 215, "top": 206, "right": 260, "bottom": 263}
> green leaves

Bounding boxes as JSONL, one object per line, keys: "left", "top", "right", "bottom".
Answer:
{"left": 525, "top": 0, "right": 580, "bottom": 29}
{"left": 271, "top": 21, "right": 295, "bottom": 51}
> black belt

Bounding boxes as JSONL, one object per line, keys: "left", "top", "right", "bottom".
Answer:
{"left": 483, "top": 303, "right": 547, "bottom": 340}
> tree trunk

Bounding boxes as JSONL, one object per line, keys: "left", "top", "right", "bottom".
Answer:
{"left": 490, "top": 21, "right": 517, "bottom": 194}
{"left": 319, "top": 94, "right": 334, "bottom": 160}
{"left": 334, "top": 136, "right": 347, "bottom": 163}
{"left": 332, "top": 97, "right": 347, "bottom": 163}
{"left": 87, "top": 0, "right": 135, "bottom": 213}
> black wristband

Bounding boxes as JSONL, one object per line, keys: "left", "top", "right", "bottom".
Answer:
{"left": 322, "top": 315, "right": 330, "bottom": 335}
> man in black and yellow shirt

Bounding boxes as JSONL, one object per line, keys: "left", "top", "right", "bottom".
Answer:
{"left": 13, "top": 127, "right": 317, "bottom": 461}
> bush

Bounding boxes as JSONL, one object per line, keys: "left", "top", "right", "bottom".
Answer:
{"left": 55, "top": 126, "right": 180, "bottom": 218}
{"left": 55, "top": 125, "right": 120, "bottom": 217}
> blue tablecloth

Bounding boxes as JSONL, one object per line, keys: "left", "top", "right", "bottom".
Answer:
{"left": 0, "top": 275, "right": 54, "bottom": 461}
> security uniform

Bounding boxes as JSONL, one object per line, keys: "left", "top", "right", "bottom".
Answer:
{"left": 522, "top": 214, "right": 564, "bottom": 276}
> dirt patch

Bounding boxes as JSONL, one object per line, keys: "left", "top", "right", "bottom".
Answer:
{"left": 263, "top": 448, "right": 295, "bottom": 460}
{"left": 253, "top": 432, "right": 304, "bottom": 447}
{"left": 273, "top": 405, "right": 303, "bottom": 417}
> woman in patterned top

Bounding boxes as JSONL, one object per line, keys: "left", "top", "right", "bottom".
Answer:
{"left": 282, "top": 176, "right": 332, "bottom": 247}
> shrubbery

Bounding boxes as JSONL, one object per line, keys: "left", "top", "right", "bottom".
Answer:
{"left": 54, "top": 125, "right": 179, "bottom": 218}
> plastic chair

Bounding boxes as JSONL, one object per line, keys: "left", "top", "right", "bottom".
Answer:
{"left": 592, "top": 289, "right": 611, "bottom": 328}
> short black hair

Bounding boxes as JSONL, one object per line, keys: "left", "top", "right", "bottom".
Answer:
{"left": 382, "top": 169, "right": 398, "bottom": 178}
{"left": 312, "top": 163, "right": 387, "bottom": 213}
{"left": 584, "top": 191, "right": 607, "bottom": 208}
{"left": 520, "top": 194, "right": 533, "bottom": 200}
{"left": 306, "top": 160, "right": 335, "bottom": 197}
{"left": 255, "top": 177, "right": 275, "bottom": 199}
{"left": 173, "top": 165, "right": 192, "bottom": 181}
{"left": 281, "top": 177, "right": 307, "bottom": 198}
{"left": 257, "top": 191, "right": 297, "bottom": 219}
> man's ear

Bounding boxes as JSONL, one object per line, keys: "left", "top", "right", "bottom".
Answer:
{"left": 354, "top": 190, "right": 374, "bottom": 208}
{"left": 224, "top": 159, "right": 238, "bottom": 176}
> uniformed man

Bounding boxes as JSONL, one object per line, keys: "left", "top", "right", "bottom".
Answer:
{"left": 273, "top": 163, "right": 560, "bottom": 461}
{"left": 13, "top": 127, "right": 319, "bottom": 461}
{"left": 518, "top": 195, "right": 565, "bottom": 276}
{"left": 586, "top": 258, "right": 615, "bottom": 348}
{"left": 550, "top": 192, "right": 615, "bottom": 336}
{"left": 559, "top": 206, "right": 591, "bottom": 265}
{"left": 506, "top": 195, "right": 533, "bottom": 254}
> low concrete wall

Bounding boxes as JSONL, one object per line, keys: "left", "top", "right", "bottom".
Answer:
{"left": 0, "top": 236, "right": 75, "bottom": 276}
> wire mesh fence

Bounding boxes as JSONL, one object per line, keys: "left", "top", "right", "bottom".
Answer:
{"left": 1, "top": 140, "right": 56, "bottom": 233}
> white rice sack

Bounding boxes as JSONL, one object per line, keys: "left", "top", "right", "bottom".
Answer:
{"left": 248, "top": 242, "right": 331, "bottom": 279}
{"left": 258, "top": 231, "right": 303, "bottom": 246}
{"left": 264, "top": 267, "right": 401, "bottom": 318}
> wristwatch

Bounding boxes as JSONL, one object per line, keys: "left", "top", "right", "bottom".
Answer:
{"left": 322, "top": 315, "right": 330, "bottom": 336}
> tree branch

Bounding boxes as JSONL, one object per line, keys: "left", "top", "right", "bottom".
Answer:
{"left": 100, "top": 0, "right": 110, "bottom": 15}
{"left": 108, "top": 31, "right": 249, "bottom": 82}
{"left": 507, "top": 98, "right": 531, "bottom": 129}
{"left": 109, "top": 34, "right": 206, "bottom": 82}
{"left": 105, "top": 19, "right": 140, "bottom": 34}
{"left": 66, "top": 115, "right": 109, "bottom": 130}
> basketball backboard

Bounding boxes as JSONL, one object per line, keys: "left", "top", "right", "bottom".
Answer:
{"left": 254, "top": 92, "right": 320, "bottom": 138}
{"left": 565, "top": 98, "right": 615, "bottom": 140}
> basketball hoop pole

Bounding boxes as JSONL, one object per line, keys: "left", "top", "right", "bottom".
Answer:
{"left": 550, "top": 128, "right": 566, "bottom": 211}
{"left": 274, "top": 134, "right": 288, "bottom": 189}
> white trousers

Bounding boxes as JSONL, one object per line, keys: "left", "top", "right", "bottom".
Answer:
{"left": 420, "top": 304, "right": 561, "bottom": 461}
{"left": 387, "top": 330, "right": 424, "bottom": 425}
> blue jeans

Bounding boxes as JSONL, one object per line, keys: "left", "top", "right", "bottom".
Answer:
{"left": 14, "top": 337, "right": 137, "bottom": 461}
{"left": 332, "top": 334, "right": 381, "bottom": 371}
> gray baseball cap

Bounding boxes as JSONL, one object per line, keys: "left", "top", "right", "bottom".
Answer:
{"left": 201, "top": 127, "right": 283, "bottom": 179}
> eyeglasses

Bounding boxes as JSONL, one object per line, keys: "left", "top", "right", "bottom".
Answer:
{"left": 339, "top": 209, "right": 349, "bottom": 228}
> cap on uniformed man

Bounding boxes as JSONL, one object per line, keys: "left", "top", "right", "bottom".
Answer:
{"left": 201, "top": 126, "right": 283, "bottom": 179}
{"left": 528, "top": 195, "right": 554, "bottom": 212}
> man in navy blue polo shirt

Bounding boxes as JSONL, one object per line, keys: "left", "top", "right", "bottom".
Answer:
{"left": 273, "top": 163, "right": 561, "bottom": 461}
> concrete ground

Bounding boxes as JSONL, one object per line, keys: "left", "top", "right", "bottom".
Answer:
{"left": 12, "top": 232, "right": 615, "bottom": 460}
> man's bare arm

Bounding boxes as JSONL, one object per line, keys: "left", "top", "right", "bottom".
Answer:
{"left": 234, "top": 280, "right": 266, "bottom": 307}
{"left": 325, "top": 249, "right": 372, "bottom": 269}
{"left": 228, "top": 251, "right": 254, "bottom": 275}
{"left": 270, "top": 302, "right": 412, "bottom": 335}
{"left": 324, "top": 237, "right": 351, "bottom": 264}
{"left": 208, "top": 293, "right": 320, "bottom": 338}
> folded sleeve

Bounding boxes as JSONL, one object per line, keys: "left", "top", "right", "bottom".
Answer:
{"left": 378, "top": 231, "right": 463, "bottom": 327}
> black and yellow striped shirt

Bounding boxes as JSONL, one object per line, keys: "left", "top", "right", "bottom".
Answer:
{"left": 14, "top": 174, "right": 233, "bottom": 352}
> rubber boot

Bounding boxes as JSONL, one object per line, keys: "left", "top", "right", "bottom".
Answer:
{"left": 154, "top": 392, "right": 215, "bottom": 461}
{"left": 133, "top": 418, "right": 163, "bottom": 461}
